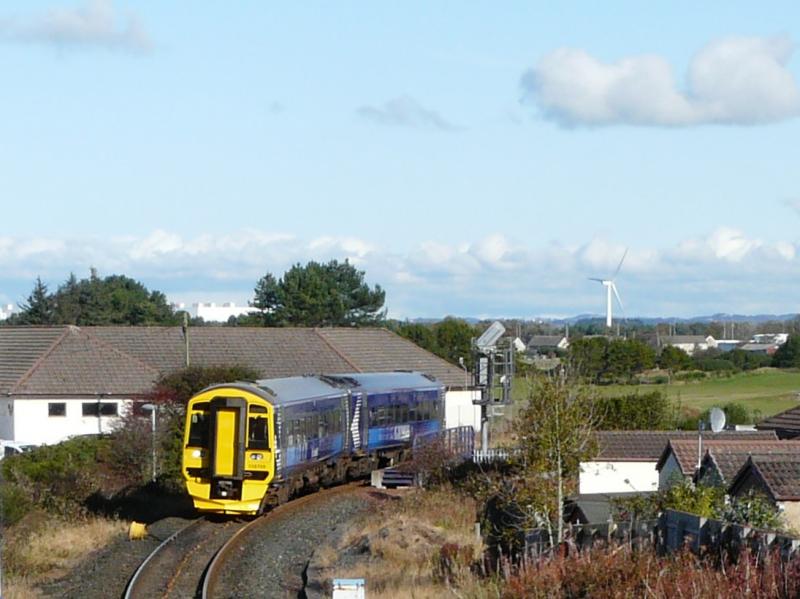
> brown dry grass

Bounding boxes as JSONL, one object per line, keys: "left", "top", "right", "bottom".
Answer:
{"left": 2, "top": 511, "right": 126, "bottom": 596}
{"left": 316, "top": 486, "right": 490, "bottom": 597}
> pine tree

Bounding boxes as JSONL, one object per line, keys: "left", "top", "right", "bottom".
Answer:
{"left": 17, "top": 277, "right": 55, "bottom": 324}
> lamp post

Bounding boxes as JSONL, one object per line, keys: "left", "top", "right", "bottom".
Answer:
{"left": 458, "top": 357, "right": 469, "bottom": 390}
{"left": 141, "top": 403, "right": 157, "bottom": 482}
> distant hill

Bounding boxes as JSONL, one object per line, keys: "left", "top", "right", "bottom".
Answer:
{"left": 405, "top": 313, "right": 799, "bottom": 325}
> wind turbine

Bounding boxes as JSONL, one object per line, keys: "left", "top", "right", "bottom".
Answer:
{"left": 589, "top": 249, "right": 627, "bottom": 329}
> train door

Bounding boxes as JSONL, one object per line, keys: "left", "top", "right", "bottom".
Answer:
{"left": 209, "top": 397, "right": 247, "bottom": 499}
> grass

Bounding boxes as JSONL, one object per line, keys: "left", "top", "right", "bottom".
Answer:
{"left": 598, "top": 368, "right": 800, "bottom": 417}
{"left": 2, "top": 511, "right": 127, "bottom": 598}
{"left": 312, "top": 486, "right": 486, "bottom": 597}
{"left": 511, "top": 368, "right": 800, "bottom": 421}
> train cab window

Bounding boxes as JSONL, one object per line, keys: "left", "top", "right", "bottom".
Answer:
{"left": 248, "top": 417, "right": 269, "bottom": 450}
{"left": 188, "top": 412, "right": 209, "bottom": 447}
{"left": 318, "top": 414, "right": 328, "bottom": 438}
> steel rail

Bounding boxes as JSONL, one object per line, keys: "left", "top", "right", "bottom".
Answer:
{"left": 122, "top": 517, "right": 207, "bottom": 599}
{"left": 200, "top": 482, "right": 364, "bottom": 599}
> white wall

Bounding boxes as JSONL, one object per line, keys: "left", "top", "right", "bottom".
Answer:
{"left": 0, "top": 398, "right": 14, "bottom": 439}
{"left": 12, "top": 398, "right": 132, "bottom": 445}
{"left": 444, "top": 390, "right": 481, "bottom": 432}
{"left": 579, "top": 460, "right": 659, "bottom": 494}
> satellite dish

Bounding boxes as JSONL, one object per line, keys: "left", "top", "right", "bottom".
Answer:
{"left": 709, "top": 407, "right": 726, "bottom": 433}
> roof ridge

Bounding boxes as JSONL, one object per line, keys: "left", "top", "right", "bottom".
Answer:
{"left": 80, "top": 327, "right": 161, "bottom": 376}
{"left": 313, "top": 328, "right": 362, "bottom": 372}
{"left": 10, "top": 326, "right": 72, "bottom": 393}
{"left": 381, "top": 328, "right": 466, "bottom": 377}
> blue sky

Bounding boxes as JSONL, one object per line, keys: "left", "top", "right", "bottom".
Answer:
{"left": 2, "top": 1, "right": 800, "bottom": 319}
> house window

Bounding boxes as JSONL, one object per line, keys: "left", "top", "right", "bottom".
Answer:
{"left": 48, "top": 402, "right": 66, "bottom": 417}
{"left": 82, "top": 402, "right": 118, "bottom": 417}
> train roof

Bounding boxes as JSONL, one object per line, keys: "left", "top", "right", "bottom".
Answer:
{"left": 196, "top": 371, "right": 443, "bottom": 408}
{"left": 319, "top": 371, "right": 442, "bottom": 392}
{"left": 251, "top": 376, "right": 345, "bottom": 405}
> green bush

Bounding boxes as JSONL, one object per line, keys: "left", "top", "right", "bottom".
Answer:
{"left": 694, "top": 358, "right": 735, "bottom": 373}
{"left": 1, "top": 436, "right": 109, "bottom": 517}
{"left": 674, "top": 370, "right": 707, "bottom": 382}
{"left": 0, "top": 481, "right": 33, "bottom": 526}
{"left": 597, "top": 391, "right": 673, "bottom": 430}
{"left": 699, "top": 402, "right": 752, "bottom": 426}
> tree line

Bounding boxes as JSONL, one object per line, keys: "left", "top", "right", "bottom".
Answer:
{"left": 566, "top": 336, "right": 780, "bottom": 384}
{"left": 4, "top": 260, "right": 386, "bottom": 328}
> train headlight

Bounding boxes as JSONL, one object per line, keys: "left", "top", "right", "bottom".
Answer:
{"left": 191, "top": 449, "right": 204, "bottom": 458}
{"left": 250, "top": 453, "right": 263, "bottom": 460}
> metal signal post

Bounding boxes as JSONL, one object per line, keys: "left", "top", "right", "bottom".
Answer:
{"left": 471, "top": 321, "right": 514, "bottom": 451}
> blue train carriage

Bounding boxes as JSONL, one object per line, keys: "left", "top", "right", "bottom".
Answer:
{"left": 342, "top": 371, "right": 444, "bottom": 455}
{"left": 267, "top": 376, "right": 351, "bottom": 500}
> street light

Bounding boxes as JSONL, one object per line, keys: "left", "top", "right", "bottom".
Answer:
{"left": 141, "top": 403, "right": 157, "bottom": 482}
{"left": 458, "top": 357, "right": 469, "bottom": 390}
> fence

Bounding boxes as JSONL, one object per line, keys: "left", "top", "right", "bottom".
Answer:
{"left": 657, "top": 509, "right": 800, "bottom": 559}
{"left": 472, "top": 447, "right": 517, "bottom": 465}
{"left": 519, "top": 510, "right": 800, "bottom": 561}
{"left": 413, "top": 426, "right": 475, "bottom": 463}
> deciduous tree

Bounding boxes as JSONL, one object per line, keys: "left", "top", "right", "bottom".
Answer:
{"left": 511, "top": 375, "right": 599, "bottom": 545}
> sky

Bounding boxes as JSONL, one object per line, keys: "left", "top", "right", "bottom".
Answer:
{"left": 2, "top": 1, "right": 800, "bottom": 319}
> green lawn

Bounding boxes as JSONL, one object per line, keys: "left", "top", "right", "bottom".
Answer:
{"left": 596, "top": 368, "right": 800, "bottom": 418}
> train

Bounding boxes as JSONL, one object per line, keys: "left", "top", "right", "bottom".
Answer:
{"left": 181, "top": 371, "right": 444, "bottom": 515}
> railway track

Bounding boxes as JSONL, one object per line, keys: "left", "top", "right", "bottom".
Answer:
{"left": 122, "top": 482, "right": 366, "bottom": 599}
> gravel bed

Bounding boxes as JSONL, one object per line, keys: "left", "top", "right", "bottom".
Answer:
{"left": 214, "top": 488, "right": 374, "bottom": 599}
{"left": 39, "top": 517, "right": 196, "bottom": 599}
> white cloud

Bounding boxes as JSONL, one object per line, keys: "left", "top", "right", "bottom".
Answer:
{"left": 523, "top": 36, "right": 800, "bottom": 127}
{"left": 1, "top": 227, "right": 800, "bottom": 318}
{"left": 0, "top": 0, "right": 151, "bottom": 52}
{"left": 357, "top": 96, "right": 461, "bottom": 131}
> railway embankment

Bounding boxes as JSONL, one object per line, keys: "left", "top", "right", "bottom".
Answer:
{"left": 304, "top": 486, "right": 482, "bottom": 598}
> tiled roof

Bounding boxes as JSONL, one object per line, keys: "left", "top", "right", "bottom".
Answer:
{"left": 659, "top": 437, "right": 791, "bottom": 477}
{"left": 757, "top": 406, "right": 800, "bottom": 438}
{"left": 0, "top": 325, "right": 467, "bottom": 396}
{"left": 596, "top": 430, "right": 777, "bottom": 462}
{"left": 705, "top": 441, "right": 800, "bottom": 483}
{"left": 0, "top": 328, "right": 68, "bottom": 393}
{"left": 315, "top": 328, "right": 465, "bottom": 387}
{"left": 88, "top": 326, "right": 355, "bottom": 378}
{"left": 12, "top": 327, "right": 159, "bottom": 396}
{"left": 729, "top": 455, "right": 800, "bottom": 501}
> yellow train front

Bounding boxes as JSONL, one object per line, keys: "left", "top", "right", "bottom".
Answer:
{"left": 182, "top": 372, "right": 444, "bottom": 515}
{"left": 182, "top": 384, "right": 276, "bottom": 515}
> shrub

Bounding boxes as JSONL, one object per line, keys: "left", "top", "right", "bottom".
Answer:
{"left": 501, "top": 544, "right": 800, "bottom": 599}
{"left": 674, "top": 369, "right": 707, "bottom": 382}
{"left": 0, "top": 481, "right": 33, "bottom": 526}
{"left": 699, "top": 402, "right": 752, "bottom": 426}
{"left": 694, "top": 357, "right": 735, "bottom": 373}
{"left": 1, "top": 436, "right": 110, "bottom": 517}
{"left": 596, "top": 390, "right": 672, "bottom": 430}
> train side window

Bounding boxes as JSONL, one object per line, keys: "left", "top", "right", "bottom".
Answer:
{"left": 318, "top": 413, "right": 328, "bottom": 438}
{"left": 188, "top": 412, "right": 209, "bottom": 447}
{"left": 248, "top": 417, "right": 269, "bottom": 450}
{"left": 400, "top": 404, "right": 409, "bottom": 424}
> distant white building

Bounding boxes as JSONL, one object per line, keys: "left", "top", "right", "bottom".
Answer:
{"left": 751, "top": 333, "right": 788, "bottom": 346}
{"left": 172, "top": 302, "right": 259, "bottom": 323}
{"left": 660, "top": 335, "right": 717, "bottom": 356}
{"left": 0, "top": 304, "right": 15, "bottom": 321}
